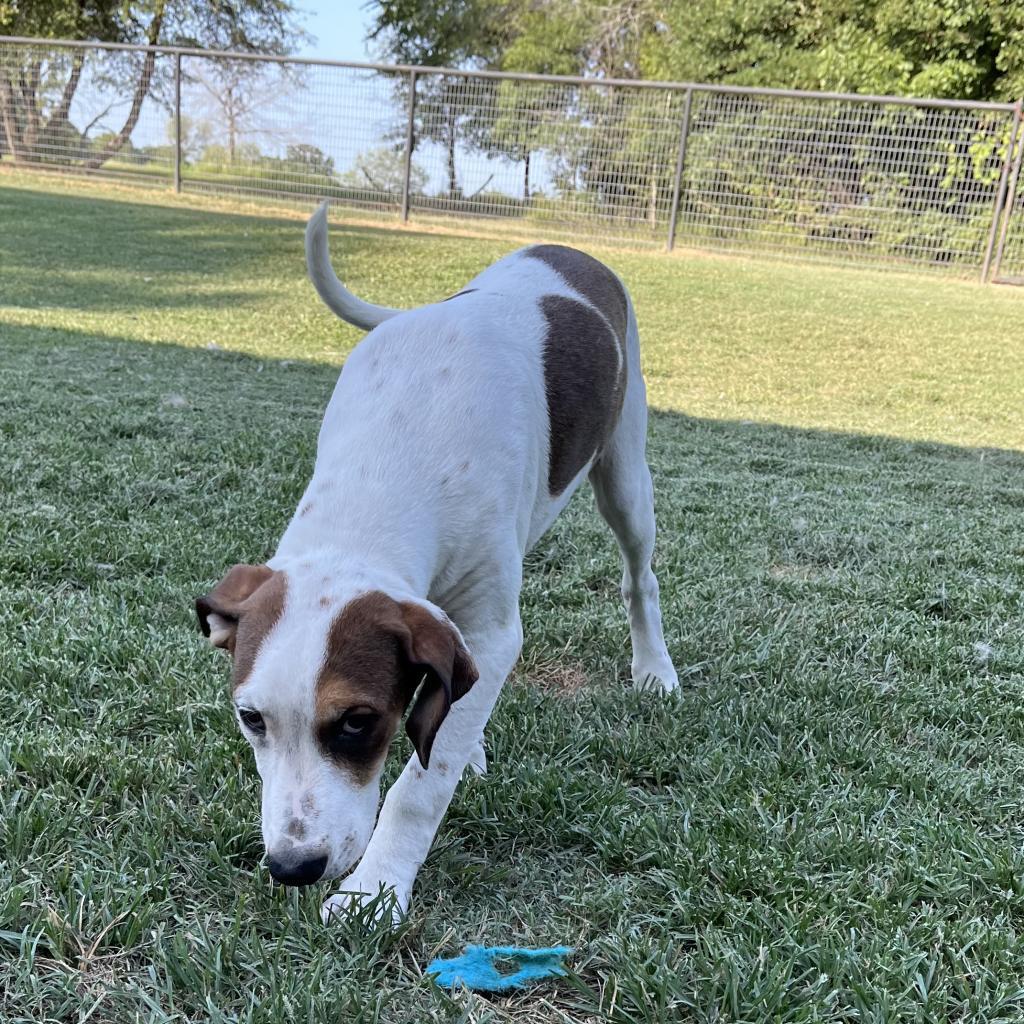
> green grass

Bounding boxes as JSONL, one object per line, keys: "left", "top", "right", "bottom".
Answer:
{"left": 2, "top": 171, "right": 1024, "bottom": 1023}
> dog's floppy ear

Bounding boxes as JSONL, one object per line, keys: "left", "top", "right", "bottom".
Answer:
{"left": 396, "top": 603, "right": 478, "bottom": 770}
{"left": 195, "top": 564, "right": 274, "bottom": 652}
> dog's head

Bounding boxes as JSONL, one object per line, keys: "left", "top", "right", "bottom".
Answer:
{"left": 195, "top": 563, "right": 477, "bottom": 886}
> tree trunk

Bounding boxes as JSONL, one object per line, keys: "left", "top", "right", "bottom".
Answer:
{"left": 225, "top": 82, "right": 237, "bottom": 162}
{"left": 84, "top": 3, "right": 165, "bottom": 170}
{"left": 18, "top": 61, "right": 42, "bottom": 152}
{"left": 446, "top": 95, "right": 457, "bottom": 198}
{"left": 3, "top": 60, "right": 43, "bottom": 160}
{"left": 38, "top": 52, "right": 85, "bottom": 155}
{"left": 648, "top": 160, "right": 658, "bottom": 227}
{"left": 0, "top": 80, "right": 23, "bottom": 160}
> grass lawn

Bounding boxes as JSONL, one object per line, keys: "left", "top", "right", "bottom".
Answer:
{"left": 3, "top": 171, "right": 1024, "bottom": 1023}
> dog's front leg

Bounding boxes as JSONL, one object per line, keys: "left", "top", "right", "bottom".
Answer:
{"left": 322, "top": 617, "right": 523, "bottom": 926}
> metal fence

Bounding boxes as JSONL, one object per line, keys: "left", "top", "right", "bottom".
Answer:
{"left": 2, "top": 35, "right": 1024, "bottom": 281}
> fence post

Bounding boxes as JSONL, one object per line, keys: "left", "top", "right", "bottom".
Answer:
{"left": 173, "top": 52, "right": 182, "bottom": 193}
{"left": 981, "top": 99, "right": 1022, "bottom": 282}
{"left": 666, "top": 87, "right": 693, "bottom": 251}
{"left": 991, "top": 100, "right": 1024, "bottom": 283}
{"left": 400, "top": 69, "right": 418, "bottom": 222}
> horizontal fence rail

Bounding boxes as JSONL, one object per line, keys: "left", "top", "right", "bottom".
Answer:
{"left": 1, "top": 36, "right": 1022, "bottom": 280}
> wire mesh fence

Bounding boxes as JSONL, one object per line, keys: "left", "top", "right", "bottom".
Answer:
{"left": 2, "top": 36, "right": 1022, "bottom": 280}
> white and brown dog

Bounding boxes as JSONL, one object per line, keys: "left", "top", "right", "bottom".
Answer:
{"left": 196, "top": 203, "right": 679, "bottom": 924}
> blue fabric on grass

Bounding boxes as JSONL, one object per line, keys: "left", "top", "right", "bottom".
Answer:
{"left": 425, "top": 944, "right": 573, "bottom": 992}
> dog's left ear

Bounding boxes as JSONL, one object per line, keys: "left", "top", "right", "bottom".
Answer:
{"left": 397, "top": 603, "right": 478, "bottom": 770}
{"left": 195, "top": 563, "right": 274, "bottom": 652}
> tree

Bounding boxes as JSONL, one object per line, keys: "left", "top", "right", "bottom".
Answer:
{"left": 365, "top": 0, "right": 1024, "bottom": 232}
{"left": 190, "top": 57, "right": 289, "bottom": 163}
{"left": 367, "top": 1, "right": 517, "bottom": 197}
{"left": 0, "top": 0, "right": 307, "bottom": 168}
{"left": 367, "top": 0, "right": 1024, "bottom": 103}
{"left": 0, "top": 0, "right": 122, "bottom": 161}
{"left": 339, "top": 146, "right": 427, "bottom": 194}
{"left": 365, "top": 1, "right": 660, "bottom": 202}
{"left": 642, "top": 0, "right": 1024, "bottom": 102}
{"left": 166, "top": 113, "right": 213, "bottom": 163}
{"left": 286, "top": 143, "right": 336, "bottom": 177}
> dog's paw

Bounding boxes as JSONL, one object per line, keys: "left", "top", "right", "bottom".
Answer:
{"left": 632, "top": 659, "right": 680, "bottom": 694}
{"left": 321, "top": 875, "right": 409, "bottom": 929}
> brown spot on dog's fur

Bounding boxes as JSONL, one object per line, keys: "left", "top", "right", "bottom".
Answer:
{"left": 319, "top": 596, "right": 332, "bottom": 608}
{"left": 539, "top": 294, "right": 625, "bottom": 495}
{"left": 300, "top": 502, "right": 314, "bottom": 517}
{"left": 286, "top": 818, "right": 307, "bottom": 841}
{"left": 315, "top": 593, "right": 478, "bottom": 777}
{"left": 526, "top": 245, "right": 628, "bottom": 344}
{"left": 196, "top": 565, "right": 287, "bottom": 689}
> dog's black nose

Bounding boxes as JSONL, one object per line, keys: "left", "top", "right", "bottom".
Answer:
{"left": 267, "top": 853, "right": 328, "bottom": 887}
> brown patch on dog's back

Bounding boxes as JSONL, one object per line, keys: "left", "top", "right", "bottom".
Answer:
{"left": 539, "top": 295, "right": 624, "bottom": 495}
{"left": 526, "top": 245, "right": 628, "bottom": 344}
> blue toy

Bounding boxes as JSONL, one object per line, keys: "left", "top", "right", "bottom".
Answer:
{"left": 425, "top": 944, "right": 574, "bottom": 992}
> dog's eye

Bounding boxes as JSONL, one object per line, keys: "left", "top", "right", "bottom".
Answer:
{"left": 238, "top": 708, "right": 265, "bottom": 735}
{"left": 341, "top": 710, "right": 377, "bottom": 736}
{"left": 317, "top": 707, "right": 380, "bottom": 759}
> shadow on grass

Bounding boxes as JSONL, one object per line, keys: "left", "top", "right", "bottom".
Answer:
{"left": 4, "top": 319, "right": 1024, "bottom": 598}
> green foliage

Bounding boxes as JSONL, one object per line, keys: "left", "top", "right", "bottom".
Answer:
{"left": 0, "top": 0, "right": 124, "bottom": 40}
{"left": 645, "top": 0, "right": 1024, "bottom": 102}
{"left": 366, "top": 0, "right": 513, "bottom": 67}
{"left": 497, "top": 7, "right": 588, "bottom": 76}
{"left": 367, "top": 0, "right": 1024, "bottom": 101}
{"left": 0, "top": 0, "right": 306, "bottom": 52}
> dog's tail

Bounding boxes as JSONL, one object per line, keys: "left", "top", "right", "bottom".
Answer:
{"left": 305, "top": 201, "right": 402, "bottom": 331}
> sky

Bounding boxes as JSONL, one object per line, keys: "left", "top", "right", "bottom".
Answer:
{"left": 297, "top": 1, "right": 376, "bottom": 64}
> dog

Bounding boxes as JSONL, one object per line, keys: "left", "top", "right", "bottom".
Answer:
{"left": 195, "top": 202, "right": 679, "bottom": 924}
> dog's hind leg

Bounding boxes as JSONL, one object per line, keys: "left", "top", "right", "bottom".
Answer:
{"left": 590, "top": 311, "right": 679, "bottom": 694}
